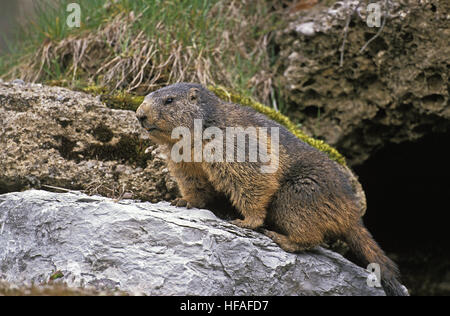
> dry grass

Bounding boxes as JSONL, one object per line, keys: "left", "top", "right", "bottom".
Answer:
{"left": 2, "top": 0, "right": 284, "bottom": 103}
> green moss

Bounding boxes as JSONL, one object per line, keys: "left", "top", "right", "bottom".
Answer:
{"left": 49, "top": 270, "right": 64, "bottom": 281}
{"left": 81, "top": 86, "right": 144, "bottom": 111}
{"left": 82, "top": 85, "right": 109, "bottom": 95}
{"left": 208, "top": 85, "right": 347, "bottom": 166}
{"left": 100, "top": 93, "right": 144, "bottom": 112}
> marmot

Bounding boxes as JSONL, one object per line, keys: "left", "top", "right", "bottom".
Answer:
{"left": 136, "top": 83, "right": 406, "bottom": 296}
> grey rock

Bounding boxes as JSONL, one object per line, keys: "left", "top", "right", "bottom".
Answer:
{"left": 0, "top": 190, "right": 385, "bottom": 296}
{"left": 11, "top": 79, "right": 25, "bottom": 85}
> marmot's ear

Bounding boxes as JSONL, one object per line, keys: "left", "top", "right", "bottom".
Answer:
{"left": 188, "top": 88, "right": 199, "bottom": 103}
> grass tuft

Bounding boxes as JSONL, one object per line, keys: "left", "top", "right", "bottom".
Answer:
{"left": 0, "top": 0, "right": 283, "bottom": 104}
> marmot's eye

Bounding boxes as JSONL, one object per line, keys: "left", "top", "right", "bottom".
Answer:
{"left": 164, "top": 98, "right": 174, "bottom": 105}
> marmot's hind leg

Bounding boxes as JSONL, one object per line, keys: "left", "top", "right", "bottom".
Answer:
{"left": 261, "top": 229, "right": 319, "bottom": 253}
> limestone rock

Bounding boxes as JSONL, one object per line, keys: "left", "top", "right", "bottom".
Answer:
{"left": 0, "top": 190, "right": 385, "bottom": 296}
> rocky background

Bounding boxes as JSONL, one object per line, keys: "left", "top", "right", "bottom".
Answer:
{"left": 276, "top": 0, "right": 449, "bottom": 166}
{"left": 0, "top": 0, "right": 449, "bottom": 295}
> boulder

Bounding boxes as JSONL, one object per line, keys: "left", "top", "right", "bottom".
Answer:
{"left": 276, "top": 0, "right": 450, "bottom": 165}
{"left": 0, "top": 80, "right": 178, "bottom": 201}
{"left": 0, "top": 190, "right": 385, "bottom": 295}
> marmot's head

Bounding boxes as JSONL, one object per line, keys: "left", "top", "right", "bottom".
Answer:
{"left": 136, "top": 83, "right": 217, "bottom": 144}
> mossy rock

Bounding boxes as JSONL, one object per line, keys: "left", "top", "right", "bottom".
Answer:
{"left": 82, "top": 86, "right": 144, "bottom": 111}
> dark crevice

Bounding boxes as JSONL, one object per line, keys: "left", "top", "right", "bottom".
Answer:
{"left": 303, "top": 105, "right": 321, "bottom": 118}
{"left": 354, "top": 131, "right": 450, "bottom": 296}
{"left": 52, "top": 135, "right": 152, "bottom": 168}
{"left": 92, "top": 124, "right": 114, "bottom": 143}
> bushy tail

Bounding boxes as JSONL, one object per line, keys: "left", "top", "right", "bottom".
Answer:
{"left": 345, "top": 222, "right": 408, "bottom": 296}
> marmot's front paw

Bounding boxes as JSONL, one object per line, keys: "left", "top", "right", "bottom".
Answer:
{"left": 231, "top": 218, "right": 264, "bottom": 230}
{"left": 171, "top": 198, "right": 188, "bottom": 208}
{"left": 171, "top": 198, "right": 205, "bottom": 209}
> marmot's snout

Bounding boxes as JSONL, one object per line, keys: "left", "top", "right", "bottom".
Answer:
{"left": 136, "top": 108, "right": 149, "bottom": 128}
{"left": 136, "top": 112, "right": 147, "bottom": 125}
{"left": 136, "top": 104, "right": 158, "bottom": 132}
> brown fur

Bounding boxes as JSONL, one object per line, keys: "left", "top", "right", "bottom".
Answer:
{"left": 136, "top": 83, "right": 407, "bottom": 296}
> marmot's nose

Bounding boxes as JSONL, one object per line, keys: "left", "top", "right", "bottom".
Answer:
{"left": 136, "top": 113, "right": 147, "bottom": 124}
